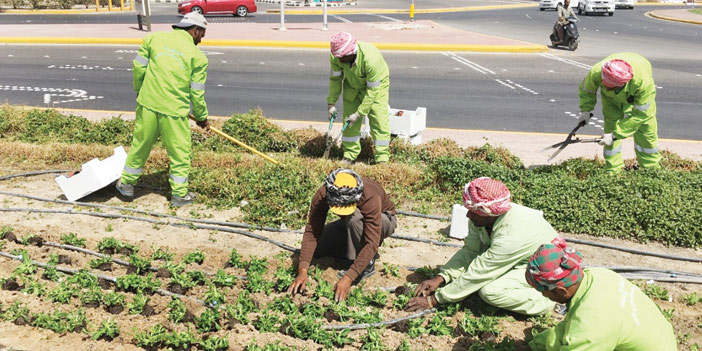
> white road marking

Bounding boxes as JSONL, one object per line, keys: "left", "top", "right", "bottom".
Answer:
{"left": 50, "top": 64, "right": 131, "bottom": 71}
{"left": 298, "top": 63, "right": 305, "bottom": 66}
{"left": 443, "top": 52, "right": 495, "bottom": 75}
{"left": 259, "top": 62, "right": 266, "bottom": 65}
{"left": 365, "top": 13, "right": 402, "bottom": 22}
{"left": 550, "top": 99, "right": 556, "bottom": 102}
{"left": 8, "top": 55, "right": 13, "bottom": 57}
{"left": 454, "top": 67, "right": 461, "bottom": 70}
{"left": 495, "top": 79, "right": 515, "bottom": 89}
{"left": 412, "top": 66, "right": 418, "bottom": 69}
{"left": 332, "top": 15, "right": 352, "bottom": 23}
{"left": 540, "top": 53, "right": 591, "bottom": 70}
{"left": 0, "top": 84, "right": 104, "bottom": 105}
{"left": 526, "top": 14, "right": 532, "bottom": 18}
{"left": 506, "top": 79, "right": 538, "bottom": 95}
{"left": 43, "top": 55, "right": 50, "bottom": 58}
{"left": 221, "top": 60, "right": 227, "bottom": 63}
{"left": 81, "top": 56, "right": 87, "bottom": 58}
{"left": 115, "top": 49, "right": 223, "bottom": 56}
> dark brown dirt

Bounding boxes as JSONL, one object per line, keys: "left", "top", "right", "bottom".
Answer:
{"left": 3, "top": 231, "right": 17, "bottom": 243}
{"left": 100, "top": 247, "right": 116, "bottom": 255}
{"left": 57, "top": 255, "right": 71, "bottom": 265}
{"left": 96, "top": 262, "right": 112, "bottom": 271}
{"left": 183, "top": 310, "right": 196, "bottom": 324}
{"left": 394, "top": 285, "right": 411, "bottom": 296}
{"left": 98, "top": 278, "right": 114, "bottom": 290}
{"left": 13, "top": 317, "right": 28, "bottom": 326}
{"left": 82, "top": 301, "right": 99, "bottom": 309}
{"left": 126, "top": 265, "right": 137, "bottom": 274}
{"left": 27, "top": 236, "right": 44, "bottom": 247}
{"left": 156, "top": 267, "right": 171, "bottom": 278}
{"left": 323, "top": 310, "right": 340, "bottom": 322}
{"left": 118, "top": 247, "right": 134, "bottom": 256}
{"left": 167, "top": 282, "right": 187, "bottom": 295}
{"left": 141, "top": 304, "right": 156, "bottom": 317}
{"left": 106, "top": 305, "right": 124, "bottom": 315}
{"left": 2, "top": 279, "right": 20, "bottom": 291}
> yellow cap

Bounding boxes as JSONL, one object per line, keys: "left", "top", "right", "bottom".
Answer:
{"left": 329, "top": 172, "right": 358, "bottom": 216}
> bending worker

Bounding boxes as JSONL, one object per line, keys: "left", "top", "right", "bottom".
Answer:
{"left": 116, "top": 12, "right": 210, "bottom": 207}
{"left": 288, "top": 169, "right": 397, "bottom": 302}
{"left": 407, "top": 177, "right": 558, "bottom": 316}
{"left": 327, "top": 32, "right": 391, "bottom": 165}
{"left": 578, "top": 53, "right": 660, "bottom": 172}
{"left": 526, "top": 238, "right": 677, "bottom": 351}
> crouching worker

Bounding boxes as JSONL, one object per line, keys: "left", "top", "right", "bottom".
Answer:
{"left": 526, "top": 239, "right": 677, "bottom": 351}
{"left": 407, "top": 177, "right": 557, "bottom": 316}
{"left": 287, "top": 168, "right": 397, "bottom": 302}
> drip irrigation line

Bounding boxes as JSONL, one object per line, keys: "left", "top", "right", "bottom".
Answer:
{"left": 396, "top": 210, "right": 449, "bottom": 221}
{"left": 0, "top": 250, "right": 206, "bottom": 305}
{"left": 389, "top": 234, "right": 462, "bottom": 248}
{"left": 42, "top": 241, "right": 149, "bottom": 271}
{"left": 565, "top": 238, "right": 702, "bottom": 263}
{"left": 0, "top": 207, "right": 299, "bottom": 254}
{"left": 322, "top": 307, "right": 437, "bottom": 331}
{"left": 0, "top": 170, "right": 70, "bottom": 181}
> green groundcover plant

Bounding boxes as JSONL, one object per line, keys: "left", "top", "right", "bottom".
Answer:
{"left": 1, "top": 106, "right": 701, "bottom": 247}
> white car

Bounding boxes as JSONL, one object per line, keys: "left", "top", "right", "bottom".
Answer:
{"left": 540, "top": 0, "right": 579, "bottom": 11}
{"left": 578, "top": 0, "right": 615, "bottom": 16}
{"left": 615, "top": 0, "right": 634, "bottom": 9}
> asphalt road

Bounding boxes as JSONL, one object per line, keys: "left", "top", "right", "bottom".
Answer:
{"left": 1, "top": 43, "right": 699, "bottom": 139}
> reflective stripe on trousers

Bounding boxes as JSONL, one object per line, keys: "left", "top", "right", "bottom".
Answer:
{"left": 374, "top": 139, "right": 390, "bottom": 146}
{"left": 134, "top": 54, "right": 149, "bottom": 66}
{"left": 123, "top": 166, "right": 143, "bottom": 175}
{"left": 342, "top": 135, "right": 361, "bottom": 143}
{"left": 170, "top": 174, "right": 188, "bottom": 184}
{"left": 635, "top": 144, "right": 658, "bottom": 154}
{"left": 603, "top": 145, "right": 622, "bottom": 156}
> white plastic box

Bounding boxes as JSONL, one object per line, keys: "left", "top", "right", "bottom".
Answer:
{"left": 55, "top": 146, "right": 127, "bottom": 202}
{"left": 389, "top": 107, "right": 426, "bottom": 145}
{"left": 449, "top": 204, "right": 469, "bottom": 239}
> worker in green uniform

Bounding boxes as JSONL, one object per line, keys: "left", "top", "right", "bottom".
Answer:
{"left": 115, "top": 12, "right": 210, "bottom": 207}
{"left": 526, "top": 239, "right": 677, "bottom": 351}
{"left": 327, "top": 32, "right": 391, "bottom": 164}
{"left": 406, "top": 177, "right": 557, "bottom": 316}
{"left": 578, "top": 53, "right": 660, "bottom": 172}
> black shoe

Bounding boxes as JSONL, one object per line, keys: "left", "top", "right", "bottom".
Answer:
{"left": 115, "top": 180, "right": 134, "bottom": 198}
{"left": 170, "top": 192, "right": 197, "bottom": 208}
{"left": 337, "top": 259, "right": 375, "bottom": 283}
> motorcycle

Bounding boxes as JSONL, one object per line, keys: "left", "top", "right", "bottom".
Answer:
{"left": 550, "top": 17, "right": 579, "bottom": 51}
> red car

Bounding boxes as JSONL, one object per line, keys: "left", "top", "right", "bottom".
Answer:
{"left": 178, "top": 0, "right": 256, "bottom": 16}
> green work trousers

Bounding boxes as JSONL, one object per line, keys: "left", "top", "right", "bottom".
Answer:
{"left": 601, "top": 95, "right": 660, "bottom": 172}
{"left": 121, "top": 104, "right": 192, "bottom": 197}
{"left": 342, "top": 90, "right": 391, "bottom": 163}
{"left": 477, "top": 267, "right": 555, "bottom": 316}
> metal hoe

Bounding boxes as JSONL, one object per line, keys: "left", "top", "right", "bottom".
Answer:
{"left": 543, "top": 116, "right": 602, "bottom": 162}
{"left": 189, "top": 116, "right": 279, "bottom": 165}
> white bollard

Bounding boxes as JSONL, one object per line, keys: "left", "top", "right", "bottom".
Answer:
{"left": 280, "top": 0, "right": 287, "bottom": 31}
{"left": 322, "top": 0, "right": 328, "bottom": 30}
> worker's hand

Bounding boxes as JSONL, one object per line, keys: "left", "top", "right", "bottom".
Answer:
{"left": 346, "top": 113, "right": 361, "bottom": 125}
{"left": 578, "top": 111, "right": 593, "bottom": 126}
{"left": 334, "top": 276, "right": 353, "bottom": 302}
{"left": 196, "top": 118, "right": 209, "bottom": 129}
{"left": 287, "top": 268, "right": 308, "bottom": 296}
{"left": 599, "top": 133, "right": 614, "bottom": 146}
{"left": 406, "top": 294, "right": 438, "bottom": 312}
{"left": 328, "top": 104, "right": 337, "bottom": 120}
{"left": 414, "top": 275, "right": 445, "bottom": 297}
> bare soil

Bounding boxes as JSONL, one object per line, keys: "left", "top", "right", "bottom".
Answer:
{"left": 0, "top": 171, "right": 701, "bottom": 350}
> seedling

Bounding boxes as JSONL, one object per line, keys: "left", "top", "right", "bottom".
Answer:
{"left": 164, "top": 329, "right": 199, "bottom": 350}
{"left": 227, "top": 248, "right": 246, "bottom": 269}
{"left": 273, "top": 266, "right": 296, "bottom": 292}
{"left": 187, "top": 270, "right": 207, "bottom": 285}
{"left": 368, "top": 290, "right": 388, "bottom": 307}
{"left": 382, "top": 263, "right": 400, "bottom": 277}
{"left": 254, "top": 310, "right": 280, "bottom": 333}
{"left": 247, "top": 256, "right": 269, "bottom": 275}
{"left": 133, "top": 323, "right": 168, "bottom": 349}
{"left": 168, "top": 298, "right": 188, "bottom": 323}
{"left": 105, "top": 224, "right": 114, "bottom": 232}
{"left": 21, "top": 280, "right": 46, "bottom": 296}
{"left": 91, "top": 319, "right": 120, "bottom": 341}
{"left": 169, "top": 272, "right": 196, "bottom": 293}
{"left": 42, "top": 264, "right": 62, "bottom": 282}
{"left": 397, "top": 338, "right": 411, "bottom": 351}
{"left": 199, "top": 335, "right": 229, "bottom": 351}
{"left": 88, "top": 256, "right": 113, "bottom": 270}
{"left": 212, "top": 269, "right": 238, "bottom": 287}
{"left": 407, "top": 316, "right": 428, "bottom": 338}
{"left": 642, "top": 283, "right": 670, "bottom": 301}
{"left": 127, "top": 294, "right": 149, "bottom": 315}
{"left": 457, "top": 314, "right": 501, "bottom": 337}
{"left": 360, "top": 328, "right": 384, "bottom": 351}
{"left": 60, "top": 233, "right": 86, "bottom": 248}
{"left": 662, "top": 308, "right": 675, "bottom": 322}
{"left": 683, "top": 292, "right": 702, "bottom": 306}
{"left": 414, "top": 265, "right": 439, "bottom": 279}
{"left": 428, "top": 314, "right": 453, "bottom": 336}
{"left": 196, "top": 307, "right": 222, "bottom": 333}
{"left": 103, "top": 291, "right": 126, "bottom": 313}
{"left": 392, "top": 294, "right": 410, "bottom": 310}
{"left": 468, "top": 338, "right": 515, "bottom": 351}
{"left": 150, "top": 246, "right": 174, "bottom": 261}
{"left": 128, "top": 254, "right": 152, "bottom": 275}
{"left": 48, "top": 284, "right": 77, "bottom": 304}
{"left": 203, "top": 284, "right": 226, "bottom": 308}
{"left": 2, "top": 302, "right": 30, "bottom": 324}
{"left": 182, "top": 250, "right": 205, "bottom": 265}
{"left": 116, "top": 273, "right": 161, "bottom": 294}
{"left": 245, "top": 272, "right": 274, "bottom": 294}
{"left": 245, "top": 341, "right": 292, "bottom": 351}
{"left": 269, "top": 295, "right": 298, "bottom": 315}
{"left": 66, "top": 269, "right": 98, "bottom": 289}
{"left": 80, "top": 287, "right": 103, "bottom": 307}
{"left": 13, "top": 256, "right": 37, "bottom": 276}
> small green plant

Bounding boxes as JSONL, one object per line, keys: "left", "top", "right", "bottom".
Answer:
{"left": 254, "top": 310, "right": 280, "bottom": 333}
{"left": 415, "top": 266, "right": 439, "bottom": 279}
{"left": 662, "top": 308, "right": 675, "bottom": 322}
{"left": 18, "top": 233, "right": 38, "bottom": 246}
{"left": 60, "top": 233, "right": 86, "bottom": 247}
{"left": 2, "top": 301, "right": 30, "bottom": 323}
{"left": 127, "top": 294, "right": 149, "bottom": 315}
{"left": 116, "top": 273, "right": 161, "bottom": 294}
{"left": 170, "top": 272, "right": 196, "bottom": 290}
{"left": 203, "top": 284, "right": 226, "bottom": 307}
{"left": 407, "top": 316, "right": 428, "bottom": 338}
{"left": 247, "top": 256, "right": 269, "bottom": 275}
{"left": 468, "top": 338, "right": 515, "bottom": 351}
{"left": 458, "top": 315, "right": 501, "bottom": 337}
{"left": 212, "top": 269, "right": 238, "bottom": 287}
{"left": 196, "top": 308, "right": 221, "bottom": 333}
{"left": 643, "top": 284, "right": 670, "bottom": 301}
{"left": 246, "top": 272, "right": 275, "bottom": 294}
{"left": 397, "top": 338, "right": 411, "bottom": 351}
{"left": 133, "top": 323, "right": 168, "bottom": 349}
{"left": 13, "top": 257, "right": 37, "bottom": 276}
{"left": 228, "top": 248, "right": 246, "bottom": 268}
{"left": 128, "top": 254, "right": 152, "bottom": 275}
{"left": 21, "top": 280, "right": 46, "bottom": 296}
{"left": 269, "top": 295, "right": 298, "bottom": 315}
{"left": 182, "top": 250, "right": 205, "bottom": 265}
{"left": 683, "top": 292, "right": 701, "bottom": 306}
{"left": 105, "top": 223, "right": 113, "bottom": 232}
{"left": 382, "top": 263, "right": 400, "bottom": 277}
{"left": 80, "top": 287, "right": 103, "bottom": 306}
{"left": 187, "top": 270, "right": 207, "bottom": 285}
{"left": 91, "top": 319, "right": 120, "bottom": 341}
{"left": 392, "top": 294, "right": 410, "bottom": 310}
{"left": 102, "top": 292, "right": 126, "bottom": 308}
{"left": 42, "top": 264, "right": 62, "bottom": 282}
{"left": 33, "top": 309, "right": 87, "bottom": 333}
{"left": 199, "top": 335, "right": 229, "bottom": 351}
{"left": 150, "top": 246, "right": 174, "bottom": 261}
{"left": 48, "top": 284, "right": 77, "bottom": 304}
{"left": 67, "top": 269, "right": 98, "bottom": 288}
{"left": 168, "top": 297, "right": 188, "bottom": 323}
{"left": 360, "top": 328, "right": 384, "bottom": 351}
{"left": 164, "top": 329, "right": 199, "bottom": 350}
{"left": 245, "top": 341, "right": 292, "bottom": 351}
{"left": 273, "top": 266, "right": 296, "bottom": 292}
{"left": 88, "top": 256, "right": 113, "bottom": 269}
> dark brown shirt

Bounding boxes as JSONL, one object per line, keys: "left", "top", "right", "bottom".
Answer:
{"left": 298, "top": 177, "right": 396, "bottom": 281}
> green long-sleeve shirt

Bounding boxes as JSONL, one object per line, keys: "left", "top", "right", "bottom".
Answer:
{"left": 326, "top": 41, "right": 390, "bottom": 117}
{"left": 530, "top": 268, "right": 677, "bottom": 351}
{"left": 578, "top": 52, "right": 656, "bottom": 140}
{"left": 133, "top": 29, "right": 208, "bottom": 120}
{"left": 435, "top": 204, "right": 558, "bottom": 304}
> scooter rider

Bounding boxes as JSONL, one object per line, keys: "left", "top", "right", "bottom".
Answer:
{"left": 554, "top": 0, "right": 577, "bottom": 43}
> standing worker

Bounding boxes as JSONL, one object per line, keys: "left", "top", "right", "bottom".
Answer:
{"left": 115, "top": 12, "right": 210, "bottom": 207}
{"left": 578, "top": 53, "right": 660, "bottom": 172}
{"left": 526, "top": 239, "right": 677, "bottom": 351}
{"left": 406, "top": 177, "right": 558, "bottom": 316}
{"left": 287, "top": 169, "right": 397, "bottom": 302}
{"left": 327, "top": 32, "right": 391, "bottom": 165}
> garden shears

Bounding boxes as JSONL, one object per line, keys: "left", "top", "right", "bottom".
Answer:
{"left": 543, "top": 118, "right": 603, "bottom": 162}
{"left": 323, "top": 112, "right": 351, "bottom": 159}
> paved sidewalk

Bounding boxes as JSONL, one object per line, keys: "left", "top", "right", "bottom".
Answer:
{"left": 0, "top": 19, "right": 547, "bottom": 52}
{"left": 649, "top": 8, "right": 702, "bottom": 24}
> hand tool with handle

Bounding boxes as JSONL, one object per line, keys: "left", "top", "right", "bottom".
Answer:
{"left": 189, "top": 116, "right": 279, "bottom": 165}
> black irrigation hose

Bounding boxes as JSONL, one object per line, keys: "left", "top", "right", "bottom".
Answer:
{"left": 565, "top": 238, "right": 702, "bottom": 264}
{"left": 322, "top": 308, "right": 437, "bottom": 331}
{"left": 396, "top": 210, "right": 449, "bottom": 221}
{"left": 389, "top": 234, "right": 462, "bottom": 248}
{"left": 42, "top": 241, "right": 150, "bottom": 272}
{"left": 0, "top": 170, "right": 71, "bottom": 181}
{"left": 0, "top": 207, "right": 300, "bottom": 254}
{"left": 0, "top": 251, "right": 206, "bottom": 305}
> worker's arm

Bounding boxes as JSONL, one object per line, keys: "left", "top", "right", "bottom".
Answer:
{"left": 356, "top": 60, "right": 386, "bottom": 117}
{"left": 612, "top": 81, "right": 656, "bottom": 140}
{"left": 327, "top": 55, "right": 344, "bottom": 105}
{"left": 132, "top": 36, "right": 152, "bottom": 94}
{"left": 189, "top": 54, "right": 209, "bottom": 121}
{"left": 578, "top": 66, "right": 601, "bottom": 113}
{"left": 437, "top": 224, "right": 483, "bottom": 285}
{"left": 298, "top": 187, "right": 328, "bottom": 271}
{"left": 434, "top": 229, "right": 530, "bottom": 304}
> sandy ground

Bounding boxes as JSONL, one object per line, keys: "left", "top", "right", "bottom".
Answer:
{"left": 0, "top": 172, "right": 701, "bottom": 350}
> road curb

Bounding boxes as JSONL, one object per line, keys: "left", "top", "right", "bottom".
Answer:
{"left": 647, "top": 10, "right": 702, "bottom": 24}
{"left": 0, "top": 9, "right": 134, "bottom": 14}
{"left": 0, "top": 37, "right": 548, "bottom": 52}
{"left": 266, "top": 3, "right": 536, "bottom": 14}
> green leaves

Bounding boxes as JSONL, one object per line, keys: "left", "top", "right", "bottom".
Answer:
{"left": 360, "top": 328, "right": 385, "bottom": 351}
{"left": 168, "top": 298, "right": 188, "bottom": 323}
{"left": 60, "top": 232, "right": 86, "bottom": 248}
{"left": 195, "top": 308, "right": 221, "bottom": 333}
{"left": 457, "top": 314, "right": 501, "bottom": 337}
{"left": 127, "top": 294, "right": 149, "bottom": 315}
{"left": 116, "top": 273, "right": 161, "bottom": 294}
{"left": 91, "top": 319, "right": 120, "bottom": 341}
{"left": 183, "top": 250, "right": 206, "bottom": 265}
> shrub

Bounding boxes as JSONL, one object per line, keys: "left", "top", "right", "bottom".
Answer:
{"left": 219, "top": 109, "right": 297, "bottom": 153}
{"left": 57, "top": 0, "right": 73, "bottom": 9}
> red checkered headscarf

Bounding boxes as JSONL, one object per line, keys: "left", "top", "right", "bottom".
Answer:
{"left": 462, "top": 177, "right": 511, "bottom": 217}
{"left": 601, "top": 59, "right": 633, "bottom": 88}
{"left": 330, "top": 32, "right": 357, "bottom": 58}
{"left": 526, "top": 237, "right": 583, "bottom": 292}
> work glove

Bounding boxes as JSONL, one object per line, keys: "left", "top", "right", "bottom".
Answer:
{"left": 328, "top": 104, "right": 337, "bottom": 120}
{"left": 578, "top": 111, "right": 593, "bottom": 126}
{"left": 196, "top": 118, "right": 209, "bottom": 129}
{"left": 599, "top": 133, "right": 614, "bottom": 146}
{"left": 346, "top": 113, "right": 361, "bottom": 125}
